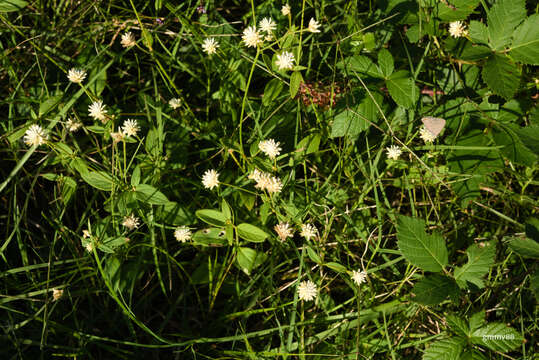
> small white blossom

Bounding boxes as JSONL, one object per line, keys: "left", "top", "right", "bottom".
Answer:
{"left": 122, "top": 214, "right": 140, "bottom": 230}
{"left": 276, "top": 51, "right": 295, "bottom": 70}
{"left": 121, "top": 119, "right": 140, "bottom": 137}
{"left": 386, "top": 145, "right": 402, "bottom": 160}
{"left": 67, "top": 68, "right": 87, "bottom": 83}
{"left": 258, "top": 139, "right": 282, "bottom": 159}
{"left": 23, "top": 124, "right": 48, "bottom": 147}
{"left": 300, "top": 223, "right": 317, "bottom": 240}
{"left": 202, "top": 169, "right": 219, "bottom": 189}
{"left": 202, "top": 38, "right": 219, "bottom": 55}
{"left": 82, "top": 229, "right": 91, "bottom": 238}
{"left": 252, "top": 171, "right": 282, "bottom": 194}
{"left": 419, "top": 125, "right": 437, "bottom": 143}
{"left": 281, "top": 4, "right": 291, "bottom": 16}
{"left": 110, "top": 131, "right": 125, "bottom": 143}
{"left": 307, "top": 18, "right": 321, "bottom": 33}
{"left": 174, "top": 226, "right": 192, "bottom": 242}
{"left": 242, "top": 26, "right": 263, "bottom": 48}
{"left": 169, "top": 98, "right": 182, "bottom": 109}
{"left": 297, "top": 280, "right": 317, "bottom": 301}
{"left": 274, "top": 222, "right": 293, "bottom": 241}
{"left": 52, "top": 288, "right": 64, "bottom": 301}
{"left": 259, "top": 17, "right": 276, "bottom": 33}
{"left": 265, "top": 176, "right": 283, "bottom": 194}
{"left": 351, "top": 269, "right": 368, "bottom": 285}
{"left": 65, "top": 119, "right": 82, "bottom": 132}
{"left": 85, "top": 242, "right": 94, "bottom": 252}
{"left": 448, "top": 21, "right": 467, "bottom": 38}
{"left": 121, "top": 32, "right": 136, "bottom": 47}
{"left": 88, "top": 101, "right": 107, "bottom": 123}
{"left": 248, "top": 169, "right": 263, "bottom": 183}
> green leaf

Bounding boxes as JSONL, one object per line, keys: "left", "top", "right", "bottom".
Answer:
{"left": 422, "top": 338, "right": 464, "bottom": 360}
{"left": 237, "top": 223, "right": 268, "bottom": 243}
{"left": 145, "top": 127, "right": 162, "bottom": 158}
{"left": 306, "top": 246, "right": 322, "bottom": 264}
{"left": 377, "top": 49, "right": 394, "bottom": 77}
{"left": 39, "top": 94, "right": 63, "bottom": 117}
{"left": 411, "top": 275, "right": 459, "bottom": 305}
{"left": 437, "top": 0, "right": 479, "bottom": 21}
{"left": 88, "top": 66, "right": 107, "bottom": 97}
{"left": 507, "top": 237, "right": 539, "bottom": 258}
{"left": 0, "top": 0, "right": 27, "bottom": 12}
{"left": 295, "top": 133, "right": 321, "bottom": 157}
{"left": 290, "top": 71, "right": 302, "bottom": 98}
{"left": 525, "top": 218, "right": 539, "bottom": 242}
{"left": 134, "top": 184, "right": 169, "bottom": 205}
{"left": 386, "top": 71, "right": 419, "bottom": 109}
{"left": 469, "top": 311, "right": 486, "bottom": 332}
{"left": 158, "top": 202, "right": 193, "bottom": 226}
{"left": 454, "top": 242, "right": 495, "bottom": 289}
{"left": 81, "top": 171, "right": 114, "bottom": 191}
{"left": 471, "top": 323, "right": 523, "bottom": 352}
{"left": 446, "top": 314, "right": 469, "bottom": 337}
{"left": 196, "top": 209, "right": 227, "bottom": 227}
{"left": 469, "top": 21, "right": 489, "bottom": 45}
{"left": 515, "top": 125, "right": 539, "bottom": 155}
{"left": 330, "top": 92, "right": 382, "bottom": 138}
{"left": 492, "top": 123, "right": 537, "bottom": 166}
{"left": 324, "top": 262, "right": 347, "bottom": 273}
{"left": 396, "top": 216, "right": 448, "bottom": 272}
{"left": 337, "top": 55, "right": 383, "bottom": 78}
{"left": 262, "top": 78, "right": 284, "bottom": 106}
{"left": 236, "top": 247, "right": 267, "bottom": 275}
{"left": 487, "top": 0, "right": 526, "bottom": 50}
{"left": 481, "top": 54, "right": 520, "bottom": 100}
{"left": 459, "top": 350, "right": 488, "bottom": 360}
{"left": 510, "top": 14, "right": 539, "bottom": 65}
{"left": 530, "top": 270, "right": 539, "bottom": 300}
{"left": 192, "top": 228, "right": 227, "bottom": 247}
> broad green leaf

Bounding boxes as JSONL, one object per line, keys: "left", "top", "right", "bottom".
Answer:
{"left": 386, "top": 71, "right": 419, "bottom": 109}
{"left": 469, "top": 311, "right": 486, "bottom": 332}
{"left": 60, "top": 176, "right": 77, "bottom": 204}
{"left": 337, "top": 55, "right": 383, "bottom": 78}
{"left": 81, "top": 171, "right": 114, "bottom": 191}
{"left": 510, "top": 14, "right": 539, "bottom": 65}
{"left": 468, "top": 21, "right": 489, "bottom": 45}
{"left": 481, "top": 54, "right": 520, "bottom": 100}
{"left": 237, "top": 247, "right": 267, "bottom": 275}
{"left": 134, "top": 184, "right": 169, "bottom": 205}
{"left": 377, "top": 49, "right": 394, "bottom": 77}
{"left": 88, "top": 66, "right": 107, "bottom": 97}
{"left": 471, "top": 323, "right": 523, "bottom": 352}
{"left": 446, "top": 314, "right": 469, "bottom": 337}
{"left": 39, "top": 94, "right": 63, "bottom": 117}
{"left": 459, "top": 350, "right": 488, "bottom": 360}
{"left": 330, "top": 92, "right": 382, "bottom": 138}
{"left": 515, "top": 124, "right": 539, "bottom": 155}
{"left": 487, "top": 0, "right": 526, "bottom": 50}
{"left": 525, "top": 218, "right": 539, "bottom": 242}
{"left": 492, "top": 123, "right": 537, "bottom": 166}
{"left": 290, "top": 71, "right": 302, "bottom": 98}
{"left": 306, "top": 246, "right": 321, "bottom": 264}
{"left": 411, "top": 275, "right": 459, "bottom": 305}
{"left": 0, "top": 0, "right": 27, "bottom": 12}
{"left": 507, "top": 237, "right": 539, "bottom": 258}
{"left": 196, "top": 209, "right": 227, "bottom": 227}
{"left": 325, "top": 262, "right": 347, "bottom": 273}
{"left": 436, "top": 0, "right": 479, "bottom": 21}
{"left": 262, "top": 78, "right": 284, "bottom": 106}
{"left": 237, "top": 223, "right": 268, "bottom": 243}
{"left": 192, "top": 228, "right": 227, "bottom": 246}
{"left": 454, "top": 242, "right": 495, "bottom": 289}
{"left": 145, "top": 127, "right": 161, "bottom": 157}
{"left": 295, "top": 133, "right": 321, "bottom": 157}
{"left": 422, "top": 338, "right": 464, "bottom": 360}
{"left": 396, "top": 216, "right": 448, "bottom": 272}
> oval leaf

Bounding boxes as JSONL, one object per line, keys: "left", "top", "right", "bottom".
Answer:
{"left": 237, "top": 223, "right": 268, "bottom": 243}
{"left": 134, "top": 184, "right": 169, "bottom": 205}
{"left": 196, "top": 209, "right": 227, "bottom": 227}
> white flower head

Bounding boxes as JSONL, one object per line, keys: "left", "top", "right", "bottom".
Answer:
{"left": 174, "top": 226, "right": 192, "bottom": 242}
{"left": 276, "top": 51, "right": 295, "bottom": 70}
{"left": 258, "top": 139, "right": 282, "bottom": 159}
{"left": 122, "top": 119, "right": 140, "bottom": 137}
{"left": 52, "top": 288, "right": 64, "bottom": 301}
{"left": 88, "top": 101, "right": 107, "bottom": 123}
{"left": 351, "top": 269, "right": 368, "bottom": 285}
{"left": 259, "top": 17, "right": 276, "bottom": 33}
{"left": 248, "top": 168, "right": 263, "bottom": 182}
{"left": 85, "top": 242, "right": 94, "bottom": 252}
{"left": 121, "top": 32, "right": 136, "bottom": 47}
{"left": 65, "top": 118, "right": 82, "bottom": 132}
{"left": 386, "top": 145, "right": 402, "bottom": 160}
{"left": 242, "top": 26, "right": 263, "bottom": 48}
{"left": 307, "top": 18, "right": 321, "bottom": 33}
{"left": 274, "top": 222, "right": 293, "bottom": 241}
{"left": 419, "top": 125, "right": 437, "bottom": 143}
{"left": 202, "top": 169, "right": 219, "bottom": 189}
{"left": 448, "top": 21, "right": 467, "bottom": 38}
{"left": 67, "top": 68, "right": 87, "bottom": 83}
{"left": 300, "top": 223, "right": 317, "bottom": 240}
{"left": 110, "top": 131, "right": 125, "bottom": 143}
{"left": 281, "top": 4, "right": 291, "bottom": 16}
{"left": 252, "top": 172, "right": 282, "bottom": 194}
{"left": 122, "top": 214, "right": 140, "bottom": 230}
{"left": 202, "top": 38, "right": 219, "bottom": 55}
{"left": 169, "top": 98, "right": 182, "bottom": 109}
{"left": 82, "top": 229, "right": 91, "bottom": 238}
{"left": 297, "top": 280, "right": 317, "bottom": 301}
{"left": 265, "top": 176, "right": 283, "bottom": 194}
{"left": 23, "top": 124, "right": 48, "bottom": 147}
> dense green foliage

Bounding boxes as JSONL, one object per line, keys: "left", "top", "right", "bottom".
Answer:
{"left": 1, "top": 0, "right": 537, "bottom": 358}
